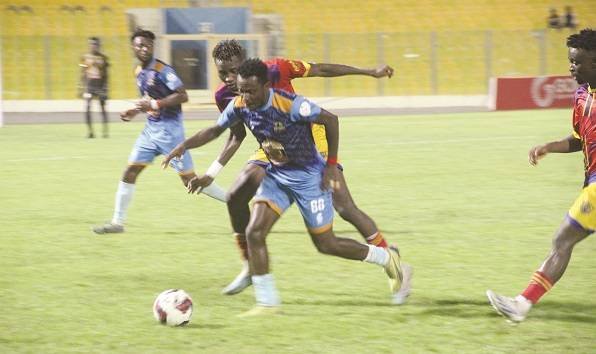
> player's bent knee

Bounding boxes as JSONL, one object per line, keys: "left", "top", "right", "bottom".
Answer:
{"left": 553, "top": 220, "right": 589, "bottom": 250}
{"left": 246, "top": 227, "right": 267, "bottom": 245}
{"left": 310, "top": 234, "right": 338, "bottom": 255}
{"left": 122, "top": 165, "right": 143, "bottom": 183}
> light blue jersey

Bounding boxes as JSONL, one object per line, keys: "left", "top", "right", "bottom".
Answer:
{"left": 128, "top": 58, "right": 193, "bottom": 174}
{"left": 217, "top": 89, "right": 333, "bottom": 233}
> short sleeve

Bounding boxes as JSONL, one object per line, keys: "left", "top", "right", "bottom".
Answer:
{"left": 158, "top": 66, "right": 184, "bottom": 91}
{"left": 216, "top": 98, "right": 241, "bottom": 128}
{"left": 280, "top": 58, "right": 311, "bottom": 79}
{"left": 290, "top": 95, "right": 321, "bottom": 123}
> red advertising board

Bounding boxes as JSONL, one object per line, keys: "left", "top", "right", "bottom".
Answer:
{"left": 489, "top": 75, "right": 578, "bottom": 110}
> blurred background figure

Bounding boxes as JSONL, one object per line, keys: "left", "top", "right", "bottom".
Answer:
{"left": 563, "top": 6, "right": 578, "bottom": 30}
{"left": 547, "top": 8, "right": 561, "bottom": 29}
{"left": 79, "top": 37, "right": 109, "bottom": 138}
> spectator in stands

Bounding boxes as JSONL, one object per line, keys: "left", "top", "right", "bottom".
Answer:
{"left": 79, "top": 37, "right": 109, "bottom": 138}
{"left": 547, "top": 8, "right": 561, "bottom": 30}
{"left": 563, "top": 6, "right": 577, "bottom": 30}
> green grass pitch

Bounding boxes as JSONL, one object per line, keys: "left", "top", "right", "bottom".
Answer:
{"left": 0, "top": 109, "right": 594, "bottom": 353}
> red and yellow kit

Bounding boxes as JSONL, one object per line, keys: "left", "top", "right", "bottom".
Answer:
{"left": 568, "top": 84, "right": 596, "bottom": 233}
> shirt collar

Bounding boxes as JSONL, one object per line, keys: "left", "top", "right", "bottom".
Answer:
{"left": 256, "top": 89, "right": 274, "bottom": 111}
{"left": 143, "top": 57, "right": 157, "bottom": 71}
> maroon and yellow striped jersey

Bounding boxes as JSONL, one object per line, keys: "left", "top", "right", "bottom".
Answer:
{"left": 572, "top": 84, "right": 596, "bottom": 185}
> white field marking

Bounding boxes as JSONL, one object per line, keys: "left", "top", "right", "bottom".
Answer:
{"left": 3, "top": 151, "right": 207, "bottom": 163}
{"left": 5, "top": 156, "right": 88, "bottom": 162}
{"left": 348, "top": 135, "right": 536, "bottom": 149}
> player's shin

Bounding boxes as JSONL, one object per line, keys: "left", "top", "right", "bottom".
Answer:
{"left": 520, "top": 271, "right": 553, "bottom": 304}
{"left": 112, "top": 181, "right": 135, "bottom": 225}
{"left": 252, "top": 274, "right": 280, "bottom": 307}
{"left": 200, "top": 181, "right": 227, "bottom": 201}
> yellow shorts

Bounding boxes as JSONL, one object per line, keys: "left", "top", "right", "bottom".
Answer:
{"left": 247, "top": 124, "right": 332, "bottom": 164}
{"left": 568, "top": 183, "right": 596, "bottom": 233}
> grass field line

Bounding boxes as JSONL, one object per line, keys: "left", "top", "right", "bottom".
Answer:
{"left": 3, "top": 150, "right": 209, "bottom": 163}
{"left": 2, "top": 136, "right": 534, "bottom": 162}
{"left": 360, "top": 135, "right": 537, "bottom": 146}
{"left": 4, "top": 156, "right": 89, "bottom": 162}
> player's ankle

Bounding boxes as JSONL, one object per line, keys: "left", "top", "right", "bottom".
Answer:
{"left": 515, "top": 295, "right": 533, "bottom": 312}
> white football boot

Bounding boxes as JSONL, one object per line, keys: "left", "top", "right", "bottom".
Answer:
{"left": 221, "top": 261, "right": 252, "bottom": 295}
{"left": 486, "top": 290, "right": 532, "bottom": 322}
{"left": 392, "top": 263, "right": 413, "bottom": 305}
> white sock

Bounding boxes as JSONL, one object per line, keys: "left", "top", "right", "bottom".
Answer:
{"left": 252, "top": 274, "right": 281, "bottom": 307}
{"left": 515, "top": 295, "right": 533, "bottom": 311}
{"left": 363, "top": 244, "right": 390, "bottom": 267}
{"left": 200, "top": 181, "right": 227, "bottom": 202}
{"left": 111, "top": 181, "right": 135, "bottom": 225}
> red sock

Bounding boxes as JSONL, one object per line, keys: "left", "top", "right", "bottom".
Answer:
{"left": 365, "top": 231, "right": 388, "bottom": 248}
{"left": 234, "top": 233, "right": 249, "bottom": 261}
{"left": 521, "top": 271, "right": 553, "bottom": 304}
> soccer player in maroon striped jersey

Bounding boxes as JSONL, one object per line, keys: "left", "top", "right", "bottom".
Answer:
{"left": 188, "top": 40, "right": 411, "bottom": 303}
{"left": 487, "top": 28, "right": 596, "bottom": 322}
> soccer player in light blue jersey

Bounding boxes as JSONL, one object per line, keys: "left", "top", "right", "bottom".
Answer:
{"left": 163, "top": 58, "right": 410, "bottom": 316}
{"left": 93, "top": 29, "right": 226, "bottom": 234}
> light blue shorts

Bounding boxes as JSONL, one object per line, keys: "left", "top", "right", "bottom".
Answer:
{"left": 254, "top": 165, "right": 333, "bottom": 234}
{"left": 128, "top": 129, "right": 194, "bottom": 174}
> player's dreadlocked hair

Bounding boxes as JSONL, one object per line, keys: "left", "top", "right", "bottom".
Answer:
{"left": 567, "top": 28, "right": 596, "bottom": 51}
{"left": 89, "top": 36, "right": 100, "bottom": 44}
{"left": 212, "top": 39, "right": 246, "bottom": 62}
{"left": 130, "top": 28, "right": 155, "bottom": 42}
{"left": 238, "top": 58, "right": 268, "bottom": 84}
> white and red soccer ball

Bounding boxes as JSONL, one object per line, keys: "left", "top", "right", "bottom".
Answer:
{"left": 153, "top": 289, "right": 193, "bottom": 326}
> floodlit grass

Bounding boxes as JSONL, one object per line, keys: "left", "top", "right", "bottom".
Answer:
{"left": 0, "top": 109, "right": 594, "bottom": 353}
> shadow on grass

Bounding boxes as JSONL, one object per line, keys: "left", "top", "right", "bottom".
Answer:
{"left": 178, "top": 323, "right": 228, "bottom": 330}
{"left": 282, "top": 296, "right": 596, "bottom": 323}
{"left": 420, "top": 298, "right": 596, "bottom": 323}
{"left": 284, "top": 298, "right": 390, "bottom": 307}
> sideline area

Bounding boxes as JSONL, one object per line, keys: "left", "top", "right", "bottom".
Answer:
{"left": 3, "top": 95, "right": 489, "bottom": 124}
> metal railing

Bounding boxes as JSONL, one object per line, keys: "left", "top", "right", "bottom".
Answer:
{"left": 1, "top": 30, "right": 572, "bottom": 99}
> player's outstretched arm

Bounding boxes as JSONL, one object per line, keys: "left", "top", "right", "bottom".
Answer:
{"left": 161, "top": 124, "right": 227, "bottom": 169}
{"left": 529, "top": 134, "right": 582, "bottom": 166}
{"left": 313, "top": 109, "right": 340, "bottom": 191}
{"left": 120, "top": 108, "right": 140, "bottom": 121}
{"left": 308, "top": 63, "right": 394, "bottom": 79}
{"left": 200, "top": 122, "right": 247, "bottom": 184}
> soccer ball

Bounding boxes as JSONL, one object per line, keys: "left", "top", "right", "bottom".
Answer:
{"left": 153, "top": 289, "right": 193, "bottom": 326}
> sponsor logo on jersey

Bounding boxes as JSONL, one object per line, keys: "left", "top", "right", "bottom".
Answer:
{"left": 273, "top": 121, "right": 286, "bottom": 133}
{"left": 299, "top": 101, "right": 312, "bottom": 117}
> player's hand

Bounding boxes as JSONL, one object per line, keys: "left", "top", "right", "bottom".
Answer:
{"left": 135, "top": 99, "right": 152, "bottom": 113}
{"left": 162, "top": 143, "right": 186, "bottom": 170}
{"left": 120, "top": 108, "right": 139, "bottom": 121}
{"left": 529, "top": 145, "right": 549, "bottom": 166}
{"left": 186, "top": 174, "right": 214, "bottom": 194}
{"left": 322, "top": 164, "right": 341, "bottom": 191}
{"left": 372, "top": 65, "right": 394, "bottom": 79}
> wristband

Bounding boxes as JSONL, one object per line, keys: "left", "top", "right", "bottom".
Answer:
{"left": 205, "top": 160, "right": 224, "bottom": 178}
{"left": 150, "top": 99, "right": 161, "bottom": 110}
{"left": 327, "top": 156, "right": 338, "bottom": 165}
